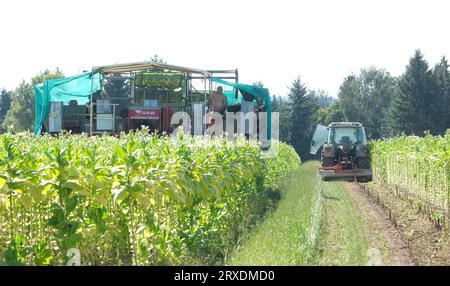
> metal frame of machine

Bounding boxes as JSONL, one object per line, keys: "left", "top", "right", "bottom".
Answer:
{"left": 87, "top": 61, "right": 239, "bottom": 135}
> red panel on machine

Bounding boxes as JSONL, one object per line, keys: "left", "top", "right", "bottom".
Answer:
{"left": 129, "top": 109, "right": 161, "bottom": 120}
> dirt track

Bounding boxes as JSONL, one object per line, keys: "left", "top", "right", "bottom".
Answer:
{"left": 348, "top": 183, "right": 450, "bottom": 266}
{"left": 346, "top": 184, "right": 414, "bottom": 265}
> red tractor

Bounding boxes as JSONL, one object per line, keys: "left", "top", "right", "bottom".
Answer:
{"left": 310, "top": 122, "right": 372, "bottom": 182}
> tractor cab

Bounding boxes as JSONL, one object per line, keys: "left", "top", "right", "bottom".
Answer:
{"left": 328, "top": 124, "right": 367, "bottom": 145}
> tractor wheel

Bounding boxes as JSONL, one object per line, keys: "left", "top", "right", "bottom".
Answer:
{"left": 357, "top": 176, "right": 372, "bottom": 183}
{"left": 357, "top": 157, "right": 371, "bottom": 169}
{"left": 322, "top": 157, "right": 335, "bottom": 167}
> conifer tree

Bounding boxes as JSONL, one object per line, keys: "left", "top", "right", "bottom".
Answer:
{"left": 287, "top": 77, "right": 319, "bottom": 160}
{"left": 389, "top": 50, "right": 431, "bottom": 136}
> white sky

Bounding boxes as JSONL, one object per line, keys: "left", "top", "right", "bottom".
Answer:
{"left": 0, "top": 0, "right": 449, "bottom": 97}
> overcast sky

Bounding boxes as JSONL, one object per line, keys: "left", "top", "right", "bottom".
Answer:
{"left": 1, "top": 0, "right": 449, "bottom": 97}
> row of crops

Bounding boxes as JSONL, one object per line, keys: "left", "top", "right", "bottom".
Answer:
{"left": 370, "top": 132, "right": 450, "bottom": 227}
{"left": 0, "top": 130, "right": 300, "bottom": 265}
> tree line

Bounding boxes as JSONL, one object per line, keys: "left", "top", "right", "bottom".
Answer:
{"left": 273, "top": 49, "right": 450, "bottom": 160}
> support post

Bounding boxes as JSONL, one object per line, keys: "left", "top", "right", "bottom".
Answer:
{"left": 112, "top": 104, "right": 116, "bottom": 134}
{"left": 89, "top": 72, "right": 94, "bottom": 135}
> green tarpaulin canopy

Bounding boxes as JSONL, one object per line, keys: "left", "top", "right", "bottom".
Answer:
{"left": 34, "top": 72, "right": 101, "bottom": 135}
{"left": 211, "top": 77, "right": 272, "bottom": 140}
{"left": 212, "top": 77, "right": 271, "bottom": 101}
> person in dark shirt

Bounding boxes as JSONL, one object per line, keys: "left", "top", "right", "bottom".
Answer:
{"left": 256, "top": 97, "right": 267, "bottom": 139}
{"left": 256, "top": 97, "right": 266, "bottom": 112}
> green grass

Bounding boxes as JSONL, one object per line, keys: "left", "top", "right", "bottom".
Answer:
{"left": 315, "top": 179, "right": 395, "bottom": 266}
{"left": 314, "top": 182, "right": 370, "bottom": 265}
{"left": 228, "top": 161, "right": 385, "bottom": 266}
{"left": 227, "top": 161, "right": 322, "bottom": 265}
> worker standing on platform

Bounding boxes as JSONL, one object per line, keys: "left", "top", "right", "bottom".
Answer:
{"left": 240, "top": 89, "right": 255, "bottom": 138}
{"left": 256, "top": 97, "right": 266, "bottom": 139}
{"left": 208, "top": 86, "right": 228, "bottom": 115}
{"left": 207, "top": 86, "right": 228, "bottom": 133}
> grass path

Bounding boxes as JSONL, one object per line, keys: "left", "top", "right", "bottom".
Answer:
{"left": 228, "top": 161, "right": 394, "bottom": 266}
{"left": 315, "top": 182, "right": 378, "bottom": 265}
{"left": 227, "top": 161, "right": 322, "bottom": 265}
